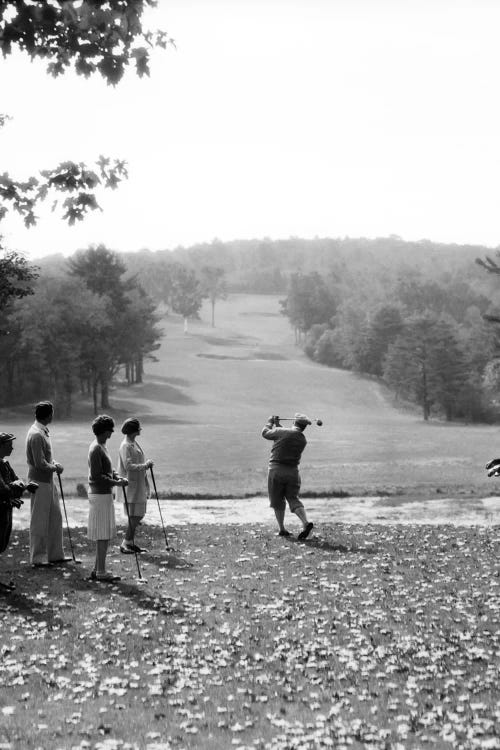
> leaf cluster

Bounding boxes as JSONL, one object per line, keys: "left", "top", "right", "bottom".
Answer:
{"left": 0, "top": 0, "right": 172, "bottom": 85}
{"left": 0, "top": 157, "right": 128, "bottom": 227}
{"left": 0, "top": 248, "right": 38, "bottom": 310}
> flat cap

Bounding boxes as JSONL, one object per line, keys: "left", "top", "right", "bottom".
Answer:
{"left": 0, "top": 432, "right": 15, "bottom": 444}
{"left": 294, "top": 413, "right": 312, "bottom": 426}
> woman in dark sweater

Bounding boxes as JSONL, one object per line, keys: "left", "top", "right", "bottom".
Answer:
{"left": 87, "top": 415, "right": 127, "bottom": 582}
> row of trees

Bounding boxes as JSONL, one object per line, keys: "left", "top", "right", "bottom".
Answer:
{"left": 152, "top": 263, "right": 227, "bottom": 329}
{"left": 0, "top": 244, "right": 232, "bottom": 414}
{"left": 281, "top": 263, "right": 500, "bottom": 423}
{"left": 0, "top": 246, "right": 161, "bottom": 415}
{"left": 110, "top": 236, "right": 490, "bottom": 296}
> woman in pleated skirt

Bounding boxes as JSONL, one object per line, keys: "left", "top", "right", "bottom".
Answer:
{"left": 87, "top": 415, "right": 128, "bottom": 582}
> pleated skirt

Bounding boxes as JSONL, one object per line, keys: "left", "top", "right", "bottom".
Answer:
{"left": 87, "top": 493, "right": 116, "bottom": 541}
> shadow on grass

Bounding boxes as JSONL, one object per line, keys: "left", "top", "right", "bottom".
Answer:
{"left": 290, "top": 535, "right": 378, "bottom": 554}
{"left": 117, "top": 381, "right": 195, "bottom": 406}
{"left": 194, "top": 333, "right": 251, "bottom": 346}
{"left": 147, "top": 375, "right": 191, "bottom": 388}
{"left": 62, "top": 562, "right": 192, "bottom": 614}
{"left": 1, "top": 558, "right": 194, "bottom": 621}
{"left": 0, "top": 587, "right": 65, "bottom": 626}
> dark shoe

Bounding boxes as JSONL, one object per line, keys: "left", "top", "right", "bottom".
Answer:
{"left": 32, "top": 562, "right": 53, "bottom": 568}
{"left": 120, "top": 543, "right": 135, "bottom": 555}
{"left": 0, "top": 580, "right": 15, "bottom": 591}
{"left": 50, "top": 557, "right": 73, "bottom": 564}
{"left": 121, "top": 542, "right": 148, "bottom": 554}
{"left": 278, "top": 529, "right": 291, "bottom": 537}
{"left": 298, "top": 522, "right": 314, "bottom": 541}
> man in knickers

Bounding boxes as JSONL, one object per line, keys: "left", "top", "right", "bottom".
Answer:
{"left": 262, "top": 414, "right": 314, "bottom": 540}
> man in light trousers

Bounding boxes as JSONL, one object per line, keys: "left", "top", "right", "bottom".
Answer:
{"left": 26, "top": 401, "right": 70, "bottom": 567}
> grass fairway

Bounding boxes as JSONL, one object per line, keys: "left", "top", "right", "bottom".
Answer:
{"left": 1, "top": 523, "right": 500, "bottom": 749}
{"left": 0, "top": 293, "right": 497, "bottom": 500}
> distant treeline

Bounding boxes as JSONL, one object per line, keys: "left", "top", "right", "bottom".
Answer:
{"left": 118, "top": 235, "right": 498, "bottom": 296}
{"left": 113, "top": 234, "right": 500, "bottom": 423}
{"left": 8, "top": 235, "right": 500, "bottom": 422}
{"left": 1, "top": 246, "right": 162, "bottom": 415}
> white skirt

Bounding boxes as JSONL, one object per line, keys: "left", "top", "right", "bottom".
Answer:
{"left": 87, "top": 492, "right": 116, "bottom": 541}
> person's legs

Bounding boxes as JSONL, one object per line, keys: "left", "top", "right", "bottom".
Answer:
{"left": 273, "top": 508, "right": 289, "bottom": 534}
{"left": 268, "top": 470, "right": 288, "bottom": 534}
{"left": 293, "top": 506, "right": 309, "bottom": 526}
{"left": 0, "top": 504, "right": 14, "bottom": 589}
{"left": 95, "top": 539, "right": 108, "bottom": 575}
{"left": 30, "top": 483, "right": 51, "bottom": 564}
{"left": 121, "top": 511, "right": 147, "bottom": 552}
{"left": 92, "top": 539, "right": 120, "bottom": 581}
{"left": 124, "top": 515, "right": 141, "bottom": 542}
{"left": 47, "top": 481, "right": 65, "bottom": 562}
{"left": 286, "top": 471, "right": 314, "bottom": 539}
{"left": 0, "top": 503, "right": 12, "bottom": 555}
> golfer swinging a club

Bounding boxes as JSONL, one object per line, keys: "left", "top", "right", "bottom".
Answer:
{"left": 262, "top": 414, "right": 314, "bottom": 540}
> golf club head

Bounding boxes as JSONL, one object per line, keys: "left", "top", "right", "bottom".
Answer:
{"left": 486, "top": 458, "right": 500, "bottom": 469}
{"left": 486, "top": 458, "right": 500, "bottom": 476}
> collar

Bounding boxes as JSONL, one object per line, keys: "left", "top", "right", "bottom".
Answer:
{"left": 34, "top": 420, "right": 50, "bottom": 436}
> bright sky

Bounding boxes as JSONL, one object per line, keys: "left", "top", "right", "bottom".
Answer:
{"left": 2, "top": 0, "right": 500, "bottom": 261}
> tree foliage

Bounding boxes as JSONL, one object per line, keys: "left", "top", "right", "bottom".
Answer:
{"left": 200, "top": 265, "right": 227, "bottom": 328}
{"left": 0, "top": 1, "right": 170, "bottom": 227}
{"left": 0, "top": 1, "right": 171, "bottom": 84}
{"left": 67, "top": 245, "right": 161, "bottom": 410}
{"left": 280, "top": 272, "right": 336, "bottom": 341}
{"left": 268, "top": 244, "right": 493, "bottom": 422}
{"left": 0, "top": 247, "right": 38, "bottom": 311}
{"left": 12, "top": 276, "right": 108, "bottom": 414}
{"left": 169, "top": 263, "right": 203, "bottom": 327}
{"left": 0, "top": 245, "right": 164, "bottom": 414}
{"left": 0, "top": 156, "right": 128, "bottom": 227}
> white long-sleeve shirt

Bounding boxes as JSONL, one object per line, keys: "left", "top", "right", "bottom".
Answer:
{"left": 117, "top": 438, "right": 150, "bottom": 504}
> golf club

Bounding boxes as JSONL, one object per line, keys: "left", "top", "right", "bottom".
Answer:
{"left": 149, "top": 466, "right": 171, "bottom": 551}
{"left": 486, "top": 458, "right": 500, "bottom": 477}
{"left": 57, "top": 473, "right": 81, "bottom": 564}
{"left": 122, "top": 485, "right": 147, "bottom": 583}
{"left": 275, "top": 416, "right": 323, "bottom": 426}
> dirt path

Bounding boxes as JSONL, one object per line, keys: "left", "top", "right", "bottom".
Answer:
{"left": 12, "top": 494, "right": 500, "bottom": 531}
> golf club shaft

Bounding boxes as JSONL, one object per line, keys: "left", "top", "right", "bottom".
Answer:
{"left": 57, "top": 472, "right": 78, "bottom": 562}
{"left": 276, "top": 417, "right": 322, "bottom": 424}
{"left": 150, "top": 467, "right": 169, "bottom": 549}
{"left": 122, "top": 485, "right": 144, "bottom": 580}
